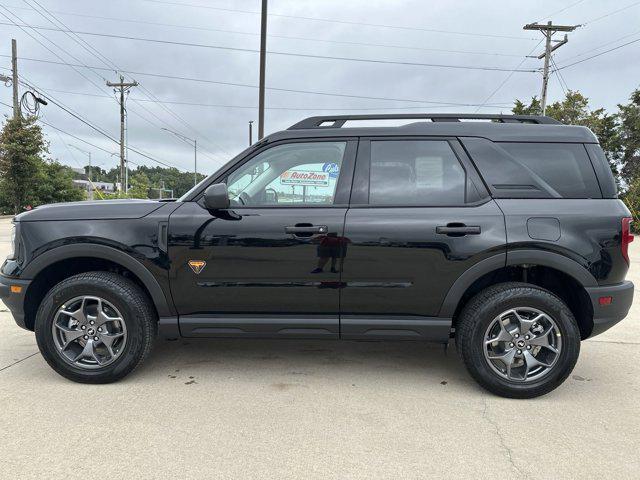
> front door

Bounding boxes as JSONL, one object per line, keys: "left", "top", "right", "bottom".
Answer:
{"left": 168, "top": 139, "right": 357, "bottom": 338}
{"left": 340, "top": 137, "right": 506, "bottom": 340}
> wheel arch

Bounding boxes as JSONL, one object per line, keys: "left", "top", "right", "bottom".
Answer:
{"left": 440, "top": 251, "right": 596, "bottom": 339}
{"left": 21, "top": 244, "right": 172, "bottom": 330}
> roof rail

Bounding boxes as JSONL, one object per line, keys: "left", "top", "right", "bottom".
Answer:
{"left": 288, "top": 114, "right": 561, "bottom": 129}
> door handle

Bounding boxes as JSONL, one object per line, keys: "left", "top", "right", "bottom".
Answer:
{"left": 436, "top": 224, "right": 481, "bottom": 236}
{"left": 285, "top": 225, "right": 328, "bottom": 235}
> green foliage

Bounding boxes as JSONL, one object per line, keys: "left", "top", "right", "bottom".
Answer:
{"left": 127, "top": 172, "right": 151, "bottom": 199}
{"left": 512, "top": 97, "right": 542, "bottom": 115}
{"left": 86, "top": 164, "right": 204, "bottom": 199}
{"left": 0, "top": 116, "right": 91, "bottom": 214}
{"left": 36, "top": 161, "right": 86, "bottom": 205}
{"left": 0, "top": 116, "right": 47, "bottom": 214}
{"left": 618, "top": 89, "right": 640, "bottom": 184}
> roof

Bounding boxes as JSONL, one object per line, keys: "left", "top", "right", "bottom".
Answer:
{"left": 264, "top": 114, "right": 598, "bottom": 144}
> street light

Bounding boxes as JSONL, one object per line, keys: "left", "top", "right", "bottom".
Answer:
{"left": 161, "top": 127, "right": 197, "bottom": 186}
{"left": 69, "top": 144, "right": 93, "bottom": 200}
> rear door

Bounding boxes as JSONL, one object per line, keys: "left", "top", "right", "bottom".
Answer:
{"left": 340, "top": 137, "right": 506, "bottom": 340}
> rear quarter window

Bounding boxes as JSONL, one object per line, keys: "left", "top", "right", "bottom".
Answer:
{"left": 461, "top": 138, "right": 602, "bottom": 199}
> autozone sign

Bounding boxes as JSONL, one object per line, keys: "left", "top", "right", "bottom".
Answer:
{"left": 280, "top": 170, "right": 330, "bottom": 187}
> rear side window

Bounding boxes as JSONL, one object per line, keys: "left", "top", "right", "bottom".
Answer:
{"left": 462, "top": 138, "right": 602, "bottom": 199}
{"left": 369, "top": 140, "right": 466, "bottom": 205}
{"left": 585, "top": 144, "right": 617, "bottom": 198}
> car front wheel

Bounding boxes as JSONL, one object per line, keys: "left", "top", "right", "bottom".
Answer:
{"left": 35, "top": 271, "right": 156, "bottom": 383}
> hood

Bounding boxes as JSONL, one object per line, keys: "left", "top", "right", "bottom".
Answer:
{"left": 15, "top": 199, "right": 165, "bottom": 222}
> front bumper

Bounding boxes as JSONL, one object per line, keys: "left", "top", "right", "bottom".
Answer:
{"left": 0, "top": 274, "right": 31, "bottom": 330}
{"left": 585, "top": 281, "right": 634, "bottom": 338}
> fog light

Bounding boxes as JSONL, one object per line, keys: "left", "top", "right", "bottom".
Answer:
{"left": 10, "top": 285, "right": 22, "bottom": 293}
{"left": 599, "top": 296, "right": 613, "bottom": 306}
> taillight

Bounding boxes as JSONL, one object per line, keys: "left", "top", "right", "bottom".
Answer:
{"left": 622, "top": 217, "right": 634, "bottom": 264}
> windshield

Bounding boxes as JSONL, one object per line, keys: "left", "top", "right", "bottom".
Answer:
{"left": 177, "top": 175, "right": 210, "bottom": 201}
{"left": 177, "top": 143, "right": 258, "bottom": 202}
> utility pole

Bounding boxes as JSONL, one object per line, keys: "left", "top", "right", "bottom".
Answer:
{"left": 11, "top": 39, "right": 19, "bottom": 120}
{"left": 523, "top": 21, "right": 578, "bottom": 115}
{"left": 249, "top": 120, "right": 253, "bottom": 146}
{"left": 106, "top": 75, "right": 138, "bottom": 193}
{"left": 258, "top": 0, "right": 267, "bottom": 139}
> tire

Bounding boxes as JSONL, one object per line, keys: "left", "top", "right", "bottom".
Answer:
{"left": 35, "top": 271, "right": 156, "bottom": 383}
{"left": 455, "top": 282, "right": 580, "bottom": 399}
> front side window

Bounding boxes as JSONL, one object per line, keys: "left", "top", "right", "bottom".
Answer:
{"left": 369, "top": 140, "right": 466, "bottom": 205}
{"left": 226, "top": 142, "right": 346, "bottom": 206}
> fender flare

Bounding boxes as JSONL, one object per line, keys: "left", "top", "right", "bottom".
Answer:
{"left": 506, "top": 249, "right": 597, "bottom": 287}
{"left": 438, "top": 253, "right": 506, "bottom": 318}
{"left": 22, "top": 243, "right": 173, "bottom": 317}
{"left": 438, "top": 249, "right": 597, "bottom": 318}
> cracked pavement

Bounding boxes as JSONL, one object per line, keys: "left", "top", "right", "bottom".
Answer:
{"left": 1, "top": 216, "right": 639, "bottom": 479}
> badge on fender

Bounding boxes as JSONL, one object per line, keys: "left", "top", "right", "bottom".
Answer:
{"left": 188, "top": 260, "right": 206, "bottom": 274}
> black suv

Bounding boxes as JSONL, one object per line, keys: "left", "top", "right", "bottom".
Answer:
{"left": 0, "top": 114, "right": 634, "bottom": 398}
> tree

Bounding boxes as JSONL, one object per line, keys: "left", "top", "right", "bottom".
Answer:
{"left": 127, "top": 172, "right": 150, "bottom": 199}
{"left": 0, "top": 116, "right": 46, "bottom": 214}
{"left": 618, "top": 89, "right": 640, "bottom": 184}
{"left": 512, "top": 97, "right": 542, "bottom": 116}
{"left": 36, "top": 161, "right": 86, "bottom": 205}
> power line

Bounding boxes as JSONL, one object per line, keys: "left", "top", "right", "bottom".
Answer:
{"left": 1, "top": 98, "right": 138, "bottom": 171}
{"left": 38, "top": 118, "right": 117, "bottom": 156}
{"left": 554, "top": 37, "right": 640, "bottom": 70}
{"left": 0, "top": 22, "right": 538, "bottom": 73}
{"left": 1, "top": 3, "right": 176, "bottom": 163}
{"left": 20, "top": 0, "right": 228, "bottom": 162}
{"left": 0, "top": 7, "right": 117, "bottom": 98}
{"left": 581, "top": 1, "right": 640, "bottom": 25}
{"left": 550, "top": 55, "right": 568, "bottom": 96}
{"left": 142, "top": 0, "right": 537, "bottom": 41}
{"left": 40, "top": 86, "right": 511, "bottom": 110}
{"left": 558, "top": 29, "right": 640, "bottom": 63}
{"left": 536, "top": 0, "right": 586, "bottom": 23}
{"left": 474, "top": 39, "right": 544, "bottom": 113}
{"left": 0, "top": 54, "right": 532, "bottom": 106}
{"left": 0, "top": 5, "right": 529, "bottom": 58}
{"left": 19, "top": 76, "right": 187, "bottom": 170}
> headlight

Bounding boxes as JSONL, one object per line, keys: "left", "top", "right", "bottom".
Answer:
{"left": 7, "top": 223, "right": 16, "bottom": 260}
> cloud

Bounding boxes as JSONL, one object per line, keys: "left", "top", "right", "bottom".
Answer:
{"left": 1, "top": 0, "right": 638, "bottom": 174}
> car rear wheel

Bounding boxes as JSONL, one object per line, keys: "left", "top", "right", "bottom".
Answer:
{"left": 35, "top": 271, "right": 156, "bottom": 383}
{"left": 455, "top": 282, "right": 580, "bottom": 398}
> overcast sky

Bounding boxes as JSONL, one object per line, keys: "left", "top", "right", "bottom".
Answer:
{"left": 0, "top": 0, "right": 639, "bottom": 176}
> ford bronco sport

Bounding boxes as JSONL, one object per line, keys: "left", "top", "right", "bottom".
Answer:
{"left": 0, "top": 114, "right": 634, "bottom": 398}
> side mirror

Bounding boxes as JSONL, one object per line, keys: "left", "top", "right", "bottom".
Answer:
{"left": 202, "top": 183, "right": 230, "bottom": 210}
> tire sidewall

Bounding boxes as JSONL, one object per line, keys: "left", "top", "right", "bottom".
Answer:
{"left": 35, "top": 277, "right": 147, "bottom": 382}
{"left": 463, "top": 286, "right": 580, "bottom": 397}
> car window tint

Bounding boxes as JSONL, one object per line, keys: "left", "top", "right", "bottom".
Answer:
{"left": 226, "top": 142, "right": 346, "bottom": 206}
{"left": 369, "top": 140, "right": 466, "bottom": 205}
{"left": 499, "top": 143, "right": 600, "bottom": 199}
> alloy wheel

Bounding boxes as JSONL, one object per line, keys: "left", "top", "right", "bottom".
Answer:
{"left": 483, "top": 307, "right": 562, "bottom": 382}
{"left": 51, "top": 296, "right": 127, "bottom": 369}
